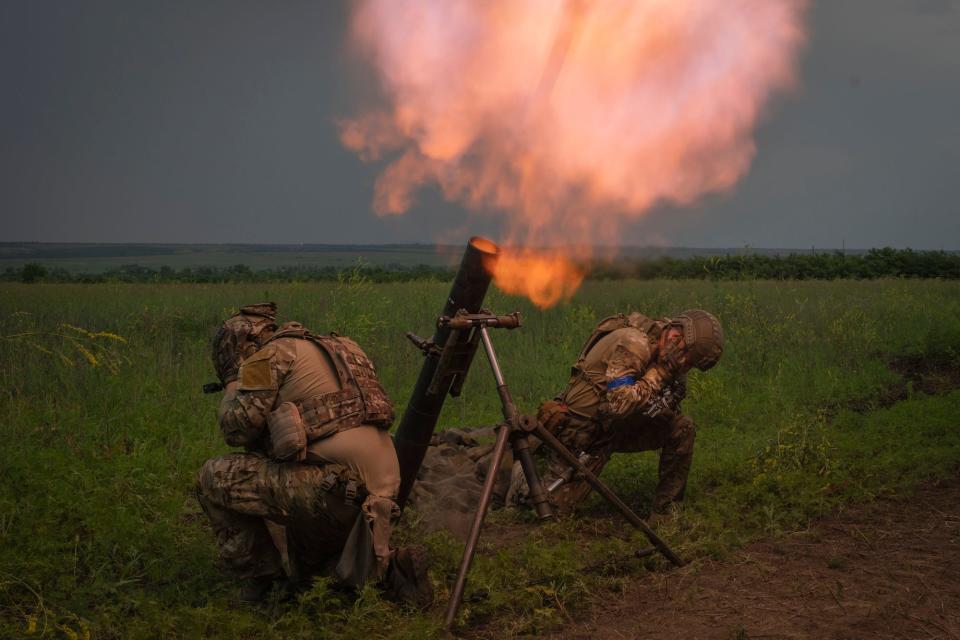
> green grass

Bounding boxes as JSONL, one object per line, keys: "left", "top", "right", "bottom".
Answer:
{"left": 1, "top": 278, "right": 959, "bottom": 638}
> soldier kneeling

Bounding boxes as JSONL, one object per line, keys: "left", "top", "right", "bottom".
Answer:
{"left": 532, "top": 309, "right": 723, "bottom": 521}
{"left": 196, "top": 303, "right": 431, "bottom": 606}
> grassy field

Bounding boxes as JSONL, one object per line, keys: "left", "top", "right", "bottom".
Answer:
{"left": 1, "top": 277, "right": 959, "bottom": 638}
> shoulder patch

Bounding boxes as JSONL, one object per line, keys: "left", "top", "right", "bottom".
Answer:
{"left": 238, "top": 347, "right": 277, "bottom": 391}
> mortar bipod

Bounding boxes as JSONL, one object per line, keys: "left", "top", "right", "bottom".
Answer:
{"left": 441, "top": 309, "right": 685, "bottom": 631}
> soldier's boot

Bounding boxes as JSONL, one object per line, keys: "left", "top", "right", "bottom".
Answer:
{"left": 381, "top": 545, "right": 433, "bottom": 610}
{"left": 646, "top": 510, "right": 664, "bottom": 528}
{"left": 651, "top": 455, "right": 691, "bottom": 515}
{"left": 239, "top": 575, "right": 280, "bottom": 603}
{"left": 196, "top": 455, "right": 287, "bottom": 584}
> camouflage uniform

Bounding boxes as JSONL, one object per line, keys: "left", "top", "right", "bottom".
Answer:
{"left": 539, "top": 313, "right": 697, "bottom": 514}
{"left": 197, "top": 326, "right": 401, "bottom": 586}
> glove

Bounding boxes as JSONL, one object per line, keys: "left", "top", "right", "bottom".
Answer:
{"left": 658, "top": 338, "right": 685, "bottom": 377}
{"left": 537, "top": 399, "right": 569, "bottom": 434}
{"left": 218, "top": 349, "right": 245, "bottom": 385}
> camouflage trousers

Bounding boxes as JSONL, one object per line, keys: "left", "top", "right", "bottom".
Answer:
{"left": 196, "top": 452, "right": 397, "bottom": 584}
{"left": 541, "top": 411, "right": 696, "bottom": 514}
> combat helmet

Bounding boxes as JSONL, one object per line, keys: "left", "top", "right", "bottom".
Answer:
{"left": 211, "top": 302, "right": 278, "bottom": 384}
{"left": 669, "top": 309, "right": 724, "bottom": 371}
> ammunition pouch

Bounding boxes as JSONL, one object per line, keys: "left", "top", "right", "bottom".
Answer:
{"left": 296, "top": 389, "right": 367, "bottom": 442}
{"left": 267, "top": 401, "right": 307, "bottom": 461}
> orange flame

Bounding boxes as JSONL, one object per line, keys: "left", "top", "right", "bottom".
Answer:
{"left": 491, "top": 249, "right": 585, "bottom": 309}
{"left": 341, "top": 0, "right": 809, "bottom": 306}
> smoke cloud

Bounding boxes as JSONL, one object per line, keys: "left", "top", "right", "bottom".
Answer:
{"left": 341, "top": 0, "right": 809, "bottom": 305}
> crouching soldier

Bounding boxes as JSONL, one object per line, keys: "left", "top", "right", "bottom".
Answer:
{"left": 196, "top": 303, "right": 431, "bottom": 606}
{"left": 534, "top": 309, "right": 723, "bottom": 521}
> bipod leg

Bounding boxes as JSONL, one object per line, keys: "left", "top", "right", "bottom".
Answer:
{"left": 443, "top": 420, "right": 511, "bottom": 630}
{"left": 477, "top": 324, "right": 552, "bottom": 519}
{"left": 510, "top": 427, "right": 552, "bottom": 520}
{"left": 533, "top": 422, "right": 685, "bottom": 567}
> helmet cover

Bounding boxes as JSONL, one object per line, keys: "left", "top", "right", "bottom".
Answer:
{"left": 670, "top": 309, "right": 724, "bottom": 371}
{"left": 211, "top": 302, "right": 278, "bottom": 384}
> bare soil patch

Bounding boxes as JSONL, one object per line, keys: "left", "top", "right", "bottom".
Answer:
{"left": 551, "top": 474, "right": 960, "bottom": 640}
{"left": 843, "top": 357, "right": 960, "bottom": 413}
{"left": 890, "top": 356, "right": 960, "bottom": 397}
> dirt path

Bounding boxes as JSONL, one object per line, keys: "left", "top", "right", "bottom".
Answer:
{"left": 552, "top": 474, "right": 960, "bottom": 640}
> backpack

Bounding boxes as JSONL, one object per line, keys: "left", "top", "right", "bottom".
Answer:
{"left": 570, "top": 312, "right": 661, "bottom": 379}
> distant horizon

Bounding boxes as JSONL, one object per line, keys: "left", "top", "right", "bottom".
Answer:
{"left": 2, "top": 240, "right": 958, "bottom": 252}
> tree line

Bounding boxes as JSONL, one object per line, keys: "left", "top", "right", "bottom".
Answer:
{"left": 591, "top": 248, "right": 960, "bottom": 280}
{"left": 7, "top": 248, "right": 960, "bottom": 284}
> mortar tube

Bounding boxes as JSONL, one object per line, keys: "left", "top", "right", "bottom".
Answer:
{"left": 393, "top": 236, "right": 499, "bottom": 509}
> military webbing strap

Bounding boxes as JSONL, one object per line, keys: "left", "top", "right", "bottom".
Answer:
{"left": 319, "top": 467, "right": 367, "bottom": 505}
{"left": 573, "top": 314, "right": 629, "bottom": 368}
{"left": 271, "top": 324, "right": 356, "bottom": 388}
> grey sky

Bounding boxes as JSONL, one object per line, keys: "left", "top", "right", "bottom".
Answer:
{"left": 1, "top": 0, "right": 957, "bottom": 249}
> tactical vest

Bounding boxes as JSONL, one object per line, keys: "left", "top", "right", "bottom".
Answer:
{"left": 569, "top": 312, "right": 663, "bottom": 394}
{"left": 268, "top": 325, "right": 395, "bottom": 441}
